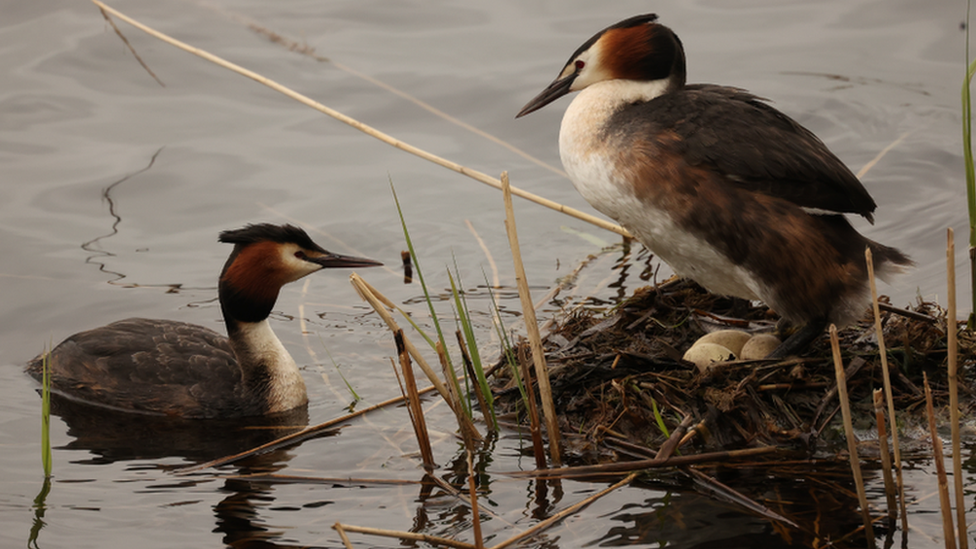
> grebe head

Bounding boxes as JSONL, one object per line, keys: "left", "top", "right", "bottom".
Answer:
{"left": 218, "top": 224, "right": 382, "bottom": 324}
{"left": 516, "top": 14, "right": 686, "bottom": 118}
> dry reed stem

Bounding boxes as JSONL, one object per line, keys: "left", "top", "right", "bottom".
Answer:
{"left": 501, "top": 171, "right": 562, "bottom": 466}
{"left": 467, "top": 450, "right": 485, "bottom": 549}
{"left": 486, "top": 473, "right": 638, "bottom": 549}
{"left": 224, "top": 473, "right": 422, "bottom": 485}
{"left": 176, "top": 386, "right": 439, "bottom": 473}
{"left": 334, "top": 524, "right": 477, "bottom": 549}
{"left": 97, "top": 6, "right": 164, "bottom": 86}
{"left": 925, "top": 372, "right": 958, "bottom": 549}
{"left": 855, "top": 132, "right": 910, "bottom": 179}
{"left": 947, "top": 229, "right": 968, "bottom": 549}
{"left": 829, "top": 324, "right": 875, "bottom": 542}
{"left": 866, "top": 247, "right": 909, "bottom": 530}
{"left": 516, "top": 338, "right": 548, "bottom": 470}
{"left": 333, "top": 522, "right": 354, "bottom": 549}
{"left": 397, "top": 330, "right": 436, "bottom": 470}
{"left": 349, "top": 274, "right": 461, "bottom": 416}
{"left": 189, "top": 0, "right": 570, "bottom": 179}
{"left": 457, "top": 330, "right": 493, "bottom": 429}
{"left": 505, "top": 446, "right": 779, "bottom": 479}
{"left": 91, "top": 0, "right": 629, "bottom": 238}
{"left": 465, "top": 220, "right": 500, "bottom": 288}
{"left": 873, "top": 388, "right": 898, "bottom": 521}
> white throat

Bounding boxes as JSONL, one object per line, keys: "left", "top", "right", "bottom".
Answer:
{"left": 233, "top": 319, "right": 308, "bottom": 412}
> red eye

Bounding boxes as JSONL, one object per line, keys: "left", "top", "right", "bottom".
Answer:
{"left": 575, "top": 60, "right": 585, "bottom": 70}
{"left": 295, "top": 251, "right": 306, "bottom": 260}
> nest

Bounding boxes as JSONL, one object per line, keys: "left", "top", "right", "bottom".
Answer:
{"left": 493, "top": 278, "right": 976, "bottom": 463}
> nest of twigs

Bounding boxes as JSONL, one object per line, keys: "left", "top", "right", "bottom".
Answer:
{"left": 493, "top": 278, "right": 976, "bottom": 463}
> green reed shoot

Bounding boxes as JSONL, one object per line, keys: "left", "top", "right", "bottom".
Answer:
{"left": 390, "top": 180, "right": 468, "bottom": 416}
{"left": 317, "top": 335, "right": 360, "bottom": 405}
{"left": 41, "top": 348, "right": 52, "bottom": 478}
{"left": 484, "top": 270, "right": 528, "bottom": 405}
{"left": 965, "top": 0, "right": 976, "bottom": 325}
{"left": 448, "top": 258, "right": 497, "bottom": 430}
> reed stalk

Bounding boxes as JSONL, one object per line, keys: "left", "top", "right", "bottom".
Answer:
{"left": 395, "top": 330, "right": 435, "bottom": 470}
{"left": 924, "top": 372, "right": 958, "bottom": 549}
{"left": 333, "top": 524, "right": 477, "bottom": 549}
{"left": 872, "top": 388, "right": 897, "bottom": 522}
{"left": 866, "top": 247, "right": 908, "bottom": 530}
{"left": 829, "top": 324, "right": 874, "bottom": 542}
{"left": 501, "top": 171, "right": 562, "bottom": 466}
{"left": 333, "top": 522, "right": 354, "bottom": 549}
{"left": 486, "top": 473, "right": 637, "bottom": 549}
{"left": 349, "top": 273, "right": 457, "bottom": 412}
{"left": 40, "top": 348, "right": 52, "bottom": 478}
{"left": 90, "top": 0, "right": 630, "bottom": 238}
{"left": 947, "top": 229, "right": 968, "bottom": 549}
{"left": 467, "top": 449, "right": 485, "bottom": 549}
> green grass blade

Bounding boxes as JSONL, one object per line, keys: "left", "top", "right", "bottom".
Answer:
{"left": 41, "top": 348, "right": 52, "bottom": 478}
{"left": 316, "top": 335, "right": 360, "bottom": 404}
{"left": 964, "top": 0, "right": 976, "bottom": 322}
{"left": 484, "top": 270, "right": 528, "bottom": 404}
{"left": 449, "top": 259, "right": 497, "bottom": 429}
{"left": 389, "top": 179, "right": 466, "bottom": 413}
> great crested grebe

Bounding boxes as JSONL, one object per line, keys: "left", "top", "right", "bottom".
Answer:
{"left": 27, "top": 223, "right": 381, "bottom": 419}
{"left": 517, "top": 14, "right": 911, "bottom": 357}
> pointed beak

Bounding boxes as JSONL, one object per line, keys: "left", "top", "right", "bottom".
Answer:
{"left": 516, "top": 73, "right": 577, "bottom": 118}
{"left": 311, "top": 252, "right": 383, "bottom": 269}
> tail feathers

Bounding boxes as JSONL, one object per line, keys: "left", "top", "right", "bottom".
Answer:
{"left": 868, "top": 240, "right": 913, "bottom": 284}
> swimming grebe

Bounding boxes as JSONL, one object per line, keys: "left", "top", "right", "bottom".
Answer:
{"left": 517, "top": 14, "right": 911, "bottom": 358}
{"left": 27, "top": 223, "right": 381, "bottom": 418}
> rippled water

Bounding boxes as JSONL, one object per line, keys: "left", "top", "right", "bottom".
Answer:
{"left": 1, "top": 0, "right": 970, "bottom": 547}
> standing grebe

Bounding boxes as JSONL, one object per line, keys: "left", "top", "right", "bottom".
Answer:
{"left": 27, "top": 223, "right": 381, "bottom": 418}
{"left": 517, "top": 14, "right": 911, "bottom": 357}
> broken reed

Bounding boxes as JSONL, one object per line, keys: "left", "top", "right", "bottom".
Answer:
{"left": 829, "top": 325, "right": 874, "bottom": 542}
{"left": 866, "top": 247, "right": 908, "bottom": 529}
{"left": 501, "top": 172, "right": 562, "bottom": 467}
{"left": 925, "top": 373, "right": 958, "bottom": 549}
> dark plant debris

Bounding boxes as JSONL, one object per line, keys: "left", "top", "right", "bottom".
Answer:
{"left": 490, "top": 278, "right": 975, "bottom": 544}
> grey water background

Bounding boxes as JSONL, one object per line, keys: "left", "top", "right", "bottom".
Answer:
{"left": 0, "top": 0, "right": 969, "bottom": 547}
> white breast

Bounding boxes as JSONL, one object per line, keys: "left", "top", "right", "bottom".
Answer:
{"left": 235, "top": 319, "right": 308, "bottom": 412}
{"left": 558, "top": 81, "right": 764, "bottom": 302}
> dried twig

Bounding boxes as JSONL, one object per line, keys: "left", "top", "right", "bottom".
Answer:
{"left": 504, "top": 446, "right": 779, "bottom": 479}
{"left": 175, "top": 386, "right": 438, "bottom": 474}
{"left": 90, "top": 0, "right": 629, "bottom": 237}
{"left": 867, "top": 247, "right": 909, "bottom": 530}
{"left": 334, "top": 524, "right": 477, "bottom": 549}
{"left": 925, "top": 372, "right": 958, "bottom": 549}
{"left": 467, "top": 450, "right": 485, "bottom": 549}
{"left": 873, "top": 389, "right": 898, "bottom": 522}
{"left": 97, "top": 7, "right": 164, "bottom": 86}
{"left": 333, "top": 522, "right": 354, "bottom": 549}
{"left": 829, "top": 324, "right": 874, "bottom": 542}
{"left": 486, "top": 473, "right": 638, "bottom": 549}
{"left": 397, "top": 330, "right": 435, "bottom": 470}
{"left": 501, "top": 171, "right": 561, "bottom": 466}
